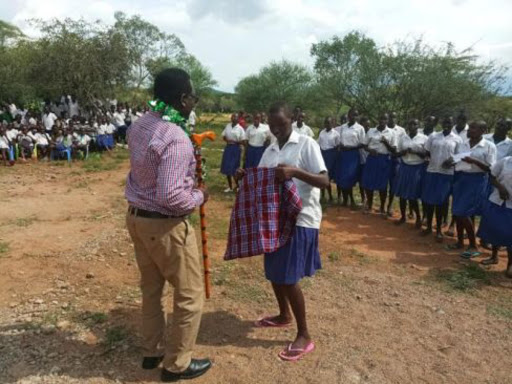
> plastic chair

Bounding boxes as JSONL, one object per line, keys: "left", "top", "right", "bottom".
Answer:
{"left": 51, "top": 147, "right": 72, "bottom": 162}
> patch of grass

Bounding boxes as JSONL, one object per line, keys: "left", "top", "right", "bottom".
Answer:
{"left": 9, "top": 216, "right": 39, "bottom": 227}
{"left": 104, "top": 325, "right": 128, "bottom": 346}
{"left": 347, "top": 248, "right": 377, "bottom": 265}
{"left": 228, "top": 283, "right": 269, "bottom": 304}
{"left": 75, "top": 180, "right": 89, "bottom": 188}
{"left": 328, "top": 251, "right": 341, "bottom": 262}
{"left": 487, "top": 305, "right": 512, "bottom": 321}
{"left": 41, "top": 311, "right": 59, "bottom": 326}
{"left": 212, "top": 262, "right": 236, "bottom": 286}
{"left": 0, "top": 241, "right": 10, "bottom": 256}
{"left": 435, "top": 264, "right": 491, "bottom": 292}
{"left": 188, "top": 213, "right": 199, "bottom": 228}
{"left": 77, "top": 311, "right": 108, "bottom": 327}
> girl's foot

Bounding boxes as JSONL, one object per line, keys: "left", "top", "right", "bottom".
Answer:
{"left": 420, "top": 228, "right": 432, "bottom": 236}
{"left": 395, "top": 218, "right": 406, "bottom": 226}
{"left": 445, "top": 243, "right": 464, "bottom": 250}
{"left": 445, "top": 228, "right": 455, "bottom": 237}
{"left": 387, "top": 209, "right": 394, "bottom": 218}
{"left": 461, "top": 248, "right": 481, "bottom": 259}
{"left": 435, "top": 232, "right": 444, "bottom": 243}
{"left": 278, "top": 335, "right": 314, "bottom": 361}
{"left": 481, "top": 257, "right": 498, "bottom": 266}
{"left": 254, "top": 315, "right": 292, "bottom": 328}
{"left": 415, "top": 219, "right": 422, "bottom": 229}
{"left": 408, "top": 213, "right": 415, "bottom": 220}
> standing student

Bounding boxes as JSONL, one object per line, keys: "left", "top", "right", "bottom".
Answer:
{"left": 394, "top": 119, "right": 428, "bottom": 227}
{"left": 220, "top": 113, "right": 246, "bottom": 192}
{"left": 421, "top": 116, "right": 463, "bottom": 242}
{"left": 317, "top": 116, "right": 340, "bottom": 202}
{"left": 188, "top": 108, "right": 197, "bottom": 132}
{"left": 293, "top": 113, "right": 315, "bottom": 138}
{"left": 358, "top": 116, "right": 371, "bottom": 208}
{"left": 361, "top": 114, "right": 397, "bottom": 215}
{"left": 448, "top": 121, "right": 496, "bottom": 257}
{"left": 386, "top": 111, "right": 407, "bottom": 217}
{"left": 236, "top": 101, "right": 328, "bottom": 361}
{"left": 0, "top": 125, "right": 10, "bottom": 166}
{"left": 420, "top": 116, "right": 438, "bottom": 223}
{"left": 334, "top": 108, "right": 365, "bottom": 207}
{"left": 483, "top": 118, "right": 512, "bottom": 161}
{"left": 112, "top": 105, "right": 127, "bottom": 144}
{"left": 477, "top": 156, "right": 512, "bottom": 276}
{"left": 42, "top": 107, "right": 58, "bottom": 134}
{"left": 244, "top": 112, "right": 271, "bottom": 168}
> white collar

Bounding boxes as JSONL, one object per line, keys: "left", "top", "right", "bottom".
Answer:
{"left": 270, "top": 129, "right": 300, "bottom": 151}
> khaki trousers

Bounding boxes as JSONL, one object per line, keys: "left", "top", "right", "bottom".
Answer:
{"left": 126, "top": 213, "right": 204, "bottom": 373}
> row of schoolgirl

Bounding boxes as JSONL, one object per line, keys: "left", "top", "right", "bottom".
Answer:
{"left": 219, "top": 108, "right": 512, "bottom": 277}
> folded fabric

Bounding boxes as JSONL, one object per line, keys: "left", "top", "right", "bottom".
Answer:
{"left": 224, "top": 167, "right": 302, "bottom": 260}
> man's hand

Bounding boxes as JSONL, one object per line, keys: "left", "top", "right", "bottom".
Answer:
{"left": 234, "top": 168, "right": 246, "bottom": 181}
{"left": 275, "top": 164, "right": 298, "bottom": 182}
{"left": 198, "top": 185, "right": 209, "bottom": 203}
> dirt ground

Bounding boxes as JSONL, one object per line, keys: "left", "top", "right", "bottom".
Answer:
{"left": 0, "top": 155, "right": 511, "bottom": 384}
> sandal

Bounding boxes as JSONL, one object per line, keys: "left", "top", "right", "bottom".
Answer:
{"left": 278, "top": 342, "right": 315, "bottom": 361}
{"left": 254, "top": 316, "right": 291, "bottom": 328}
{"left": 461, "top": 249, "right": 482, "bottom": 259}
{"left": 481, "top": 257, "right": 498, "bottom": 266}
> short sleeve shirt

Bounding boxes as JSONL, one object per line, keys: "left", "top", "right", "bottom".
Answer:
{"left": 259, "top": 130, "right": 327, "bottom": 229}
{"left": 336, "top": 123, "right": 365, "bottom": 147}
{"left": 488, "top": 156, "right": 512, "bottom": 209}
{"left": 425, "top": 131, "right": 462, "bottom": 175}
{"left": 398, "top": 133, "right": 428, "bottom": 165}
{"left": 363, "top": 127, "right": 397, "bottom": 155}
{"left": 484, "top": 134, "right": 512, "bottom": 161}
{"left": 317, "top": 129, "right": 340, "bottom": 150}
{"left": 246, "top": 124, "right": 270, "bottom": 147}
{"left": 222, "top": 123, "right": 246, "bottom": 142}
{"left": 293, "top": 123, "right": 315, "bottom": 138}
{"left": 455, "top": 138, "right": 497, "bottom": 173}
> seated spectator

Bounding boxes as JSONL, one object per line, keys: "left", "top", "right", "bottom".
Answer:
{"left": 35, "top": 124, "right": 51, "bottom": 160}
{"left": 17, "top": 126, "right": 34, "bottom": 161}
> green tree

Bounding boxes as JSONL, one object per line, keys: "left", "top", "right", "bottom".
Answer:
{"left": 235, "top": 60, "right": 313, "bottom": 113}
{"left": 311, "top": 31, "right": 508, "bottom": 121}
{"left": 0, "top": 20, "right": 25, "bottom": 47}
{"left": 113, "top": 12, "right": 185, "bottom": 89}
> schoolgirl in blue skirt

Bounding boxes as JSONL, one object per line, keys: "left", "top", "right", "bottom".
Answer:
{"left": 334, "top": 108, "right": 365, "bottom": 208}
{"left": 394, "top": 119, "right": 428, "bottom": 227}
{"left": 386, "top": 112, "right": 407, "bottom": 217}
{"left": 221, "top": 113, "right": 246, "bottom": 192}
{"left": 317, "top": 116, "right": 340, "bottom": 202}
{"left": 244, "top": 113, "right": 271, "bottom": 168}
{"left": 448, "top": 121, "right": 497, "bottom": 257}
{"left": 361, "top": 113, "right": 397, "bottom": 215}
{"left": 477, "top": 156, "right": 512, "bottom": 277}
{"left": 421, "top": 116, "right": 463, "bottom": 242}
{"left": 239, "top": 102, "right": 328, "bottom": 361}
{"left": 358, "top": 116, "right": 371, "bottom": 208}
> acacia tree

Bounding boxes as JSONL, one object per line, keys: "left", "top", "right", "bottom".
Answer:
{"left": 311, "top": 31, "right": 509, "bottom": 121}
{"left": 25, "top": 18, "right": 131, "bottom": 104}
{"left": 113, "top": 12, "right": 185, "bottom": 89}
{"left": 235, "top": 60, "right": 313, "bottom": 113}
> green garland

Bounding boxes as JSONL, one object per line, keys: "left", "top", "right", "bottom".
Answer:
{"left": 148, "top": 99, "right": 191, "bottom": 137}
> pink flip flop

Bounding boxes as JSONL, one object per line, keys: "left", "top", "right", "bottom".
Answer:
{"left": 254, "top": 316, "right": 292, "bottom": 328}
{"left": 278, "top": 342, "right": 315, "bottom": 361}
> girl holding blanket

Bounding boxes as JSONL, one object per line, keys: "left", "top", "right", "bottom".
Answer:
{"left": 235, "top": 102, "right": 328, "bottom": 361}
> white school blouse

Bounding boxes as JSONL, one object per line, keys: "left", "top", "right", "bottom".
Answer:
{"left": 390, "top": 125, "right": 407, "bottom": 141}
{"left": 105, "top": 124, "right": 116, "bottom": 135}
{"left": 335, "top": 123, "right": 365, "bottom": 147}
{"left": 452, "top": 125, "right": 469, "bottom": 142}
{"left": 245, "top": 124, "right": 270, "bottom": 147}
{"left": 293, "top": 123, "right": 315, "bottom": 138}
{"left": 454, "top": 138, "right": 497, "bottom": 173}
{"left": 424, "top": 131, "right": 462, "bottom": 175}
{"left": 35, "top": 133, "right": 50, "bottom": 146}
{"left": 0, "top": 135, "right": 9, "bottom": 149}
{"left": 259, "top": 130, "right": 327, "bottom": 229}
{"left": 317, "top": 129, "right": 340, "bottom": 151}
{"left": 483, "top": 134, "right": 512, "bottom": 161}
{"left": 398, "top": 133, "right": 428, "bottom": 165}
{"left": 6, "top": 129, "right": 18, "bottom": 141}
{"left": 222, "top": 123, "right": 246, "bottom": 143}
{"left": 488, "top": 156, "right": 512, "bottom": 209}
{"left": 363, "top": 127, "right": 397, "bottom": 155}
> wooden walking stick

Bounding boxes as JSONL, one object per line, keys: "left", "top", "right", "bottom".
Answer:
{"left": 191, "top": 131, "right": 216, "bottom": 299}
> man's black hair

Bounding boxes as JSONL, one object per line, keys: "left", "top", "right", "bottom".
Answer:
{"left": 153, "top": 68, "right": 192, "bottom": 105}
{"left": 269, "top": 101, "right": 292, "bottom": 118}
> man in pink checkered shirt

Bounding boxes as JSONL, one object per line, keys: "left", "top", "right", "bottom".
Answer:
{"left": 125, "top": 68, "right": 212, "bottom": 382}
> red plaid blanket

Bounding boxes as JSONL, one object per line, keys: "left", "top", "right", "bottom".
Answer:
{"left": 224, "top": 167, "right": 302, "bottom": 260}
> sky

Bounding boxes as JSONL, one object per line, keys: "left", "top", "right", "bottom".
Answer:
{"left": 2, "top": 0, "right": 512, "bottom": 92}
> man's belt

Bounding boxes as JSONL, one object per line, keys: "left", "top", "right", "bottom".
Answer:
{"left": 128, "top": 206, "right": 186, "bottom": 219}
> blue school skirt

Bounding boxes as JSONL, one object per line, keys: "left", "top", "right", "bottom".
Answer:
{"left": 321, "top": 148, "right": 338, "bottom": 181}
{"left": 335, "top": 149, "right": 361, "bottom": 189}
{"left": 477, "top": 200, "right": 512, "bottom": 247}
{"left": 106, "top": 134, "right": 114, "bottom": 148}
{"left": 264, "top": 227, "right": 321, "bottom": 285}
{"left": 245, "top": 145, "right": 266, "bottom": 169}
{"left": 389, "top": 157, "right": 400, "bottom": 194}
{"left": 395, "top": 163, "right": 425, "bottom": 200}
{"left": 97, "top": 134, "right": 106, "bottom": 148}
{"left": 452, "top": 172, "right": 488, "bottom": 217}
{"left": 361, "top": 154, "right": 392, "bottom": 191}
{"left": 421, "top": 172, "right": 453, "bottom": 206}
{"left": 220, "top": 144, "right": 241, "bottom": 176}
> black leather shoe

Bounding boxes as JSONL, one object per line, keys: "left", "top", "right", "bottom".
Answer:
{"left": 161, "top": 358, "right": 212, "bottom": 382}
{"left": 142, "top": 356, "right": 164, "bottom": 370}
